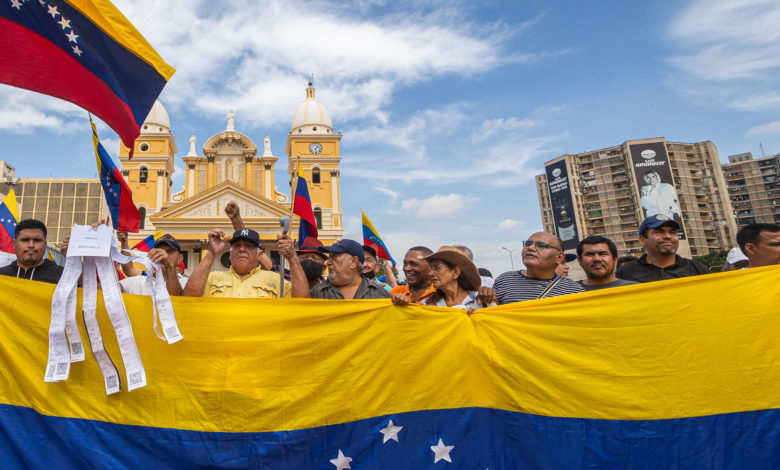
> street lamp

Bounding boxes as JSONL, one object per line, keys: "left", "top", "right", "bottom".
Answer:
{"left": 502, "top": 246, "right": 517, "bottom": 271}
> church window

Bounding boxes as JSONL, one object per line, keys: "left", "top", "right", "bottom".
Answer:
{"left": 138, "top": 206, "right": 146, "bottom": 230}
{"left": 313, "top": 207, "right": 323, "bottom": 229}
{"left": 312, "top": 167, "right": 321, "bottom": 184}
{"left": 139, "top": 167, "right": 148, "bottom": 183}
{"left": 139, "top": 142, "right": 150, "bottom": 152}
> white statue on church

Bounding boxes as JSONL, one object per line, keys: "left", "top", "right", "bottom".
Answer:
{"left": 187, "top": 134, "right": 197, "bottom": 156}
{"left": 263, "top": 135, "right": 272, "bottom": 156}
{"left": 226, "top": 109, "right": 235, "bottom": 131}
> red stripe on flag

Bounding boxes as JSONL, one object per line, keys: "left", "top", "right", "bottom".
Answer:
{"left": 0, "top": 18, "right": 139, "bottom": 151}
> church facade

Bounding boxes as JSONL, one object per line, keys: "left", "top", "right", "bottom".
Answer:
{"left": 118, "top": 83, "right": 344, "bottom": 272}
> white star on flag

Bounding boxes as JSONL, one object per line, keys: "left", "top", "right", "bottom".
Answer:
{"left": 329, "top": 449, "right": 352, "bottom": 470}
{"left": 431, "top": 438, "right": 454, "bottom": 463}
{"left": 66, "top": 31, "right": 78, "bottom": 43}
{"left": 58, "top": 17, "right": 71, "bottom": 30}
{"left": 72, "top": 45, "right": 82, "bottom": 56}
{"left": 47, "top": 4, "right": 58, "bottom": 17}
{"left": 379, "top": 420, "right": 403, "bottom": 443}
{"left": 11, "top": 0, "right": 22, "bottom": 10}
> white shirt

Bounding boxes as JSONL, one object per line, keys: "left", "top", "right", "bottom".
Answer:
{"left": 424, "top": 290, "right": 495, "bottom": 310}
{"left": 120, "top": 274, "right": 187, "bottom": 295}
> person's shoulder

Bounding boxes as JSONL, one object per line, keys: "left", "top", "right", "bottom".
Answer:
{"left": 558, "top": 276, "right": 585, "bottom": 292}
{"left": 389, "top": 285, "right": 408, "bottom": 295}
{"left": 494, "top": 271, "right": 520, "bottom": 284}
{"left": 363, "top": 278, "right": 391, "bottom": 298}
{"left": 684, "top": 257, "right": 711, "bottom": 273}
{"left": 0, "top": 262, "right": 17, "bottom": 275}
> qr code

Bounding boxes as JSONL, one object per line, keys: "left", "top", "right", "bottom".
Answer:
{"left": 71, "top": 342, "right": 83, "bottom": 355}
{"left": 129, "top": 371, "right": 143, "bottom": 386}
{"left": 106, "top": 375, "right": 119, "bottom": 390}
{"left": 56, "top": 362, "right": 68, "bottom": 375}
{"left": 164, "top": 327, "right": 178, "bottom": 338}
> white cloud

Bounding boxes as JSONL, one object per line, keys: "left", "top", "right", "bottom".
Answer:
{"left": 498, "top": 218, "right": 523, "bottom": 230}
{"left": 101, "top": 138, "right": 120, "bottom": 158}
{"left": 0, "top": 88, "right": 83, "bottom": 134}
{"left": 400, "top": 193, "right": 479, "bottom": 218}
{"left": 472, "top": 117, "right": 538, "bottom": 143}
{"left": 746, "top": 120, "right": 780, "bottom": 137}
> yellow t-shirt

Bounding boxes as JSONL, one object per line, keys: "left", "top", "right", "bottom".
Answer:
{"left": 203, "top": 267, "right": 292, "bottom": 299}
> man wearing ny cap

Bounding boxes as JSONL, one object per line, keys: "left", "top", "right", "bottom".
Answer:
{"left": 617, "top": 215, "right": 710, "bottom": 283}
{"left": 281, "top": 238, "right": 390, "bottom": 300}
{"left": 182, "top": 228, "right": 292, "bottom": 298}
{"left": 119, "top": 234, "right": 187, "bottom": 296}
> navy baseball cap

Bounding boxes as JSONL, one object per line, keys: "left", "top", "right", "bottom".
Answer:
{"left": 564, "top": 253, "right": 577, "bottom": 262}
{"left": 362, "top": 245, "right": 378, "bottom": 260}
{"left": 230, "top": 228, "right": 262, "bottom": 248}
{"left": 154, "top": 234, "right": 182, "bottom": 253}
{"left": 639, "top": 215, "right": 680, "bottom": 235}
{"left": 319, "top": 239, "right": 365, "bottom": 263}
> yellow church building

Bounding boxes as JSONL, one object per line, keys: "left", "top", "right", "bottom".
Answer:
{"left": 118, "top": 83, "right": 344, "bottom": 272}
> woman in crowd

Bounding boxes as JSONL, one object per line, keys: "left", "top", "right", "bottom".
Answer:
{"left": 392, "top": 246, "right": 492, "bottom": 311}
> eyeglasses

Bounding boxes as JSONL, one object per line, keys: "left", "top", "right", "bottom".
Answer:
{"left": 522, "top": 240, "right": 561, "bottom": 250}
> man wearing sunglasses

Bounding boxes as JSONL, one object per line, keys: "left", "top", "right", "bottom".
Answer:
{"left": 494, "top": 232, "right": 584, "bottom": 304}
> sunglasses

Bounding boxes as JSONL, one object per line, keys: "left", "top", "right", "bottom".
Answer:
{"left": 522, "top": 240, "right": 561, "bottom": 250}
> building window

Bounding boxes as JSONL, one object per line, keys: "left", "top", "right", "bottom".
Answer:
{"left": 139, "top": 167, "right": 148, "bottom": 183}
{"left": 313, "top": 207, "right": 322, "bottom": 229}
{"left": 138, "top": 206, "right": 146, "bottom": 230}
{"left": 312, "top": 167, "right": 321, "bottom": 184}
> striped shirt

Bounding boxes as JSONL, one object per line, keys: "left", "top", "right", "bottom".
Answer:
{"left": 494, "top": 271, "right": 584, "bottom": 305}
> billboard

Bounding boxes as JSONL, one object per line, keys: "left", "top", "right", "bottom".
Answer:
{"left": 627, "top": 141, "right": 686, "bottom": 238}
{"left": 545, "top": 159, "right": 579, "bottom": 250}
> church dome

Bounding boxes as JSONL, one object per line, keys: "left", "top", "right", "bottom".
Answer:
{"left": 141, "top": 100, "right": 171, "bottom": 134}
{"left": 291, "top": 83, "right": 333, "bottom": 135}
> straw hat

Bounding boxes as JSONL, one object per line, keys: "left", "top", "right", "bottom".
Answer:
{"left": 424, "top": 246, "right": 481, "bottom": 291}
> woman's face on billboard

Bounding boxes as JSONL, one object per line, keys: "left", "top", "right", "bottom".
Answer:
{"left": 644, "top": 172, "right": 660, "bottom": 186}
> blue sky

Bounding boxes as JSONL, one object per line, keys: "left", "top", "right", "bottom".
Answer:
{"left": 3, "top": 0, "right": 780, "bottom": 276}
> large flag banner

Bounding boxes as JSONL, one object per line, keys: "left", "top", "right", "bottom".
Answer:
{"left": 0, "top": 189, "right": 19, "bottom": 253}
{"left": 293, "top": 161, "right": 318, "bottom": 247}
{"left": 0, "top": 0, "right": 175, "bottom": 156}
{"left": 2, "top": 267, "right": 779, "bottom": 468}
{"left": 362, "top": 209, "right": 396, "bottom": 266}
{"left": 131, "top": 230, "right": 164, "bottom": 252}
{"left": 92, "top": 120, "right": 140, "bottom": 232}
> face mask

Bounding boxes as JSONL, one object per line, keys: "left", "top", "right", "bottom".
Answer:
{"left": 361, "top": 270, "right": 377, "bottom": 281}
{"left": 300, "top": 259, "right": 325, "bottom": 283}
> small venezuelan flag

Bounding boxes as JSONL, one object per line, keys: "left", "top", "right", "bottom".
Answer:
{"left": 132, "top": 230, "right": 164, "bottom": 252}
{"left": 362, "top": 210, "right": 396, "bottom": 266}
{"left": 0, "top": 189, "right": 19, "bottom": 253}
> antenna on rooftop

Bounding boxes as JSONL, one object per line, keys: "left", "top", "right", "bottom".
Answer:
{"left": 760, "top": 142, "right": 767, "bottom": 157}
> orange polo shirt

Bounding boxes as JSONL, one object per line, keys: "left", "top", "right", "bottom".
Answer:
{"left": 389, "top": 283, "right": 436, "bottom": 303}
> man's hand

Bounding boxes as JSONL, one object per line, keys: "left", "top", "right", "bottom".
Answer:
{"left": 60, "top": 237, "right": 69, "bottom": 257}
{"left": 225, "top": 201, "right": 240, "bottom": 220}
{"left": 90, "top": 218, "right": 109, "bottom": 230}
{"left": 277, "top": 233, "right": 297, "bottom": 261}
{"left": 207, "top": 229, "right": 230, "bottom": 255}
{"left": 476, "top": 286, "right": 496, "bottom": 306}
{"left": 391, "top": 293, "right": 411, "bottom": 306}
{"left": 147, "top": 248, "right": 175, "bottom": 269}
{"left": 116, "top": 231, "right": 130, "bottom": 249}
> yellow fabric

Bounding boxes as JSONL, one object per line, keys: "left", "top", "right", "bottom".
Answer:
{"left": 66, "top": 0, "right": 175, "bottom": 79}
{"left": 0, "top": 266, "right": 779, "bottom": 434}
{"left": 204, "top": 267, "right": 291, "bottom": 298}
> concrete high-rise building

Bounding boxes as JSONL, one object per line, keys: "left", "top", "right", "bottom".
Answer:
{"left": 722, "top": 152, "right": 780, "bottom": 228}
{"left": 536, "top": 138, "right": 737, "bottom": 262}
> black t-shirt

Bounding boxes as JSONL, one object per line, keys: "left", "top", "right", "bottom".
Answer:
{"left": 616, "top": 254, "right": 710, "bottom": 283}
{"left": 0, "top": 259, "right": 64, "bottom": 284}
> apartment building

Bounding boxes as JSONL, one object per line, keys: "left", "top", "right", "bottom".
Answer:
{"left": 721, "top": 152, "right": 780, "bottom": 229}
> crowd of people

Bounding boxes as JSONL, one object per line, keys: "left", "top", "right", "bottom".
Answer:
{"left": 2, "top": 203, "right": 780, "bottom": 314}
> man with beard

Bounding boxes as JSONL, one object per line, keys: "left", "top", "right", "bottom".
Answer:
{"left": 493, "top": 231, "right": 584, "bottom": 304}
{"left": 182, "top": 228, "right": 296, "bottom": 298}
{"left": 617, "top": 215, "right": 710, "bottom": 283}
{"left": 576, "top": 236, "right": 637, "bottom": 290}
{"left": 389, "top": 246, "right": 435, "bottom": 304}
{"left": 0, "top": 219, "right": 63, "bottom": 284}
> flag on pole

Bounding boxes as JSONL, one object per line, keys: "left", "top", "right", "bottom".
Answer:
{"left": 92, "top": 119, "right": 140, "bottom": 232}
{"left": 0, "top": 189, "right": 19, "bottom": 253}
{"left": 0, "top": 0, "right": 175, "bottom": 157}
{"left": 362, "top": 210, "right": 396, "bottom": 266}
{"left": 293, "top": 161, "right": 318, "bottom": 247}
{"left": 132, "top": 230, "right": 164, "bottom": 252}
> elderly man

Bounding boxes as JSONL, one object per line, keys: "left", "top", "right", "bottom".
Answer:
{"left": 576, "top": 236, "right": 637, "bottom": 290}
{"left": 0, "top": 219, "right": 63, "bottom": 284}
{"left": 617, "top": 215, "right": 710, "bottom": 283}
{"left": 280, "top": 238, "right": 389, "bottom": 299}
{"left": 493, "top": 231, "right": 584, "bottom": 304}
{"left": 182, "top": 228, "right": 292, "bottom": 298}
{"left": 736, "top": 223, "right": 780, "bottom": 268}
{"left": 389, "top": 246, "right": 435, "bottom": 304}
{"left": 362, "top": 245, "right": 397, "bottom": 289}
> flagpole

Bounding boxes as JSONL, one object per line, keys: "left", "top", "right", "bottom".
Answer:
{"left": 289, "top": 156, "right": 300, "bottom": 244}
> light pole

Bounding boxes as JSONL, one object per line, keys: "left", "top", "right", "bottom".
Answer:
{"left": 502, "top": 246, "right": 517, "bottom": 271}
